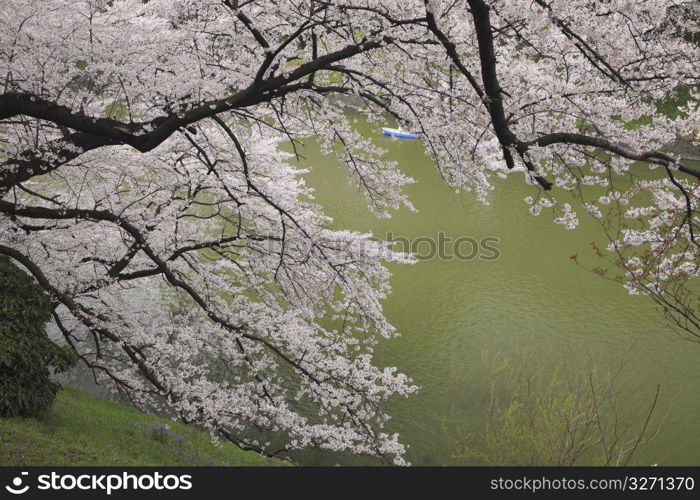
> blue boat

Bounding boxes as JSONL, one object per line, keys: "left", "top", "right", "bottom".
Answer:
{"left": 382, "top": 127, "right": 418, "bottom": 139}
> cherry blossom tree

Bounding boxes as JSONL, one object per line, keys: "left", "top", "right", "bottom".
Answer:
{"left": 0, "top": 0, "right": 698, "bottom": 463}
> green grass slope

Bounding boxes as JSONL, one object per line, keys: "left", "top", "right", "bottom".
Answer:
{"left": 0, "top": 385, "right": 279, "bottom": 466}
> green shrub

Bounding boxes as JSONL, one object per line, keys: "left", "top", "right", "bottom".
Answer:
{"left": 452, "top": 352, "right": 663, "bottom": 466}
{"left": 0, "top": 256, "right": 76, "bottom": 417}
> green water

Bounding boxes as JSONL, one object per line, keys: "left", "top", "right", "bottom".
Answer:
{"left": 294, "top": 126, "right": 700, "bottom": 466}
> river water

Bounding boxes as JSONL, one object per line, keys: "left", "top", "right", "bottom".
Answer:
{"left": 293, "top": 124, "right": 700, "bottom": 466}
{"left": 52, "top": 120, "right": 700, "bottom": 466}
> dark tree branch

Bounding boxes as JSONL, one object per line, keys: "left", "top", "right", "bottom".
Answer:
{"left": 0, "top": 37, "right": 388, "bottom": 155}
{"left": 424, "top": 0, "right": 484, "bottom": 102}
{"left": 0, "top": 132, "right": 117, "bottom": 193}
{"left": 466, "top": 0, "right": 553, "bottom": 190}
{"left": 529, "top": 132, "right": 700, "bottom": 180}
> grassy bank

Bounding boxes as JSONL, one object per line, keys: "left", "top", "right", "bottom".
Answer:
{"left": 0, "top": 385, "right": 278, "bottom": 466}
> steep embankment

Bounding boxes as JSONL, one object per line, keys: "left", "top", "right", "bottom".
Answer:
{"left": 0, "top": 385, "right": 278, "bottom": 466}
